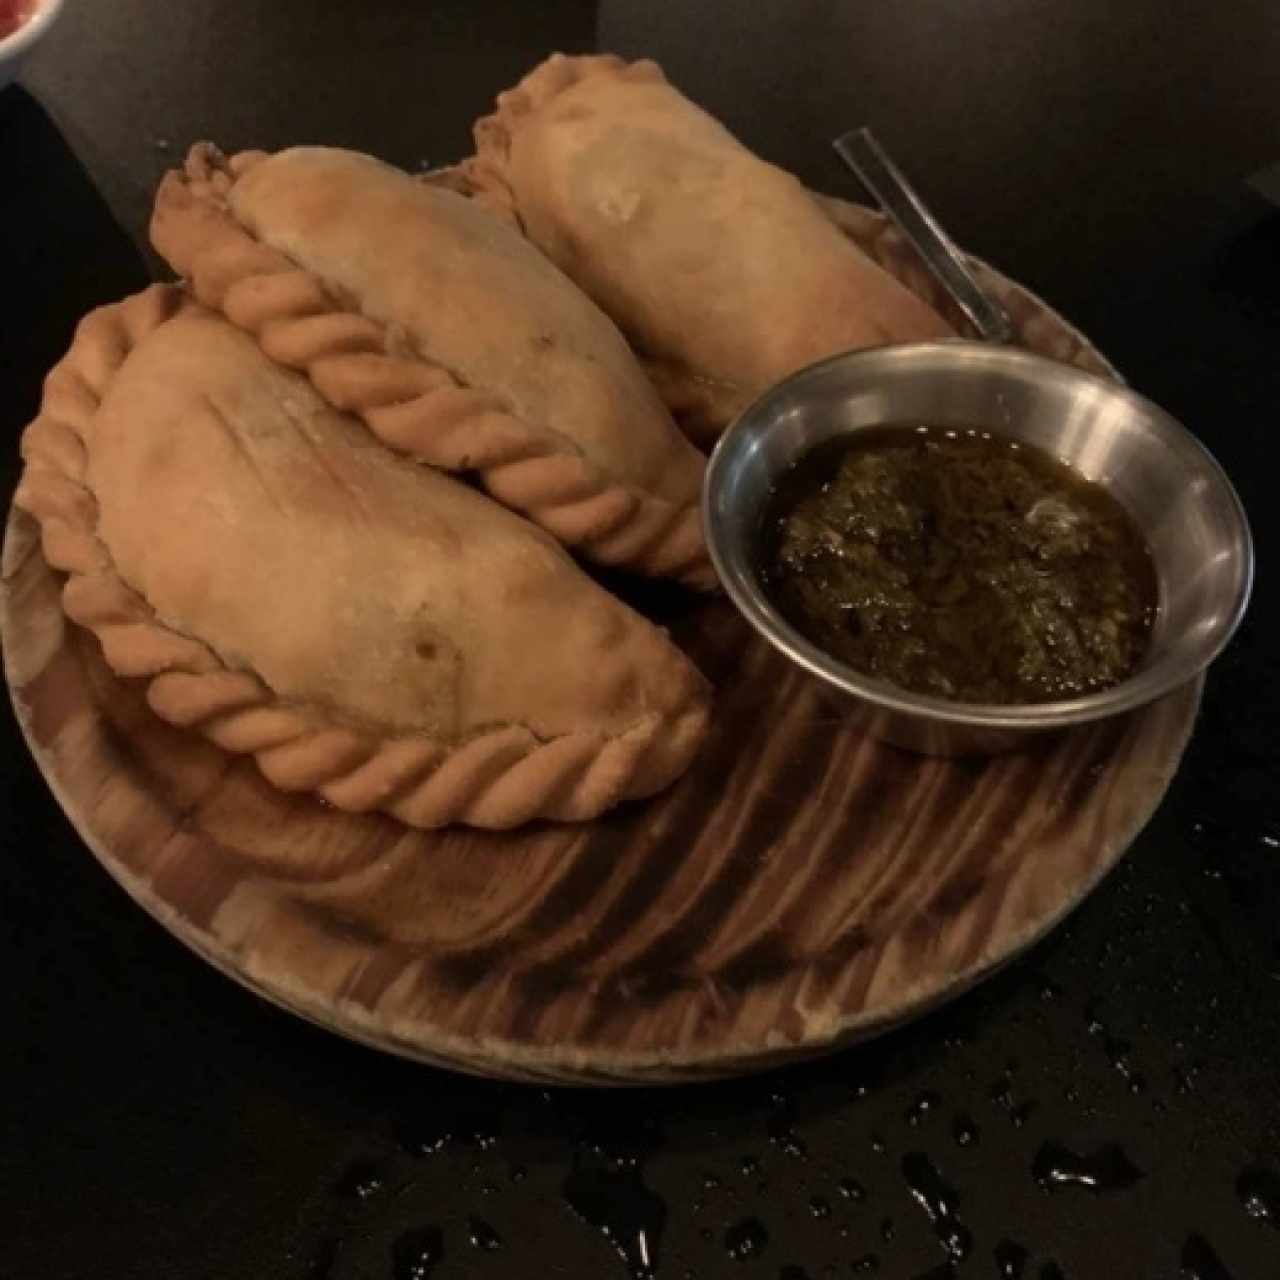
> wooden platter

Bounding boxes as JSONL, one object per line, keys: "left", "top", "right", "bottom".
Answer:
{"left": 0, "top": 198, "right": 1202, "bottom": 1084}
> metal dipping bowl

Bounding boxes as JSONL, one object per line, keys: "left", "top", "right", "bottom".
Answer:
{"left": 703, "top": 342, "right": 1254, "bottom": 756}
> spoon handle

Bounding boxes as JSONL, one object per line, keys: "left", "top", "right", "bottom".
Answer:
{"left": 833, "top": 127, "right": 1014, "bottom": 345}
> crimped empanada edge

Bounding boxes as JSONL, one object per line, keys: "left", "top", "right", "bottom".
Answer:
{"left": 150, "top": 143, "right": 714, "bottom": 591}
{"left": 13, "top": 285, "right": 710, "bottom": 830}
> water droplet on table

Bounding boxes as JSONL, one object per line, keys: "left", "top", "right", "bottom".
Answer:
{"left": 807, "top": 1194, "right": 831, "bottom": 1219}
{"left": 905, "top": 1092, "right": 940, "bottom": 1127}
{"left": 1237, "top": 1164, "right": 1280, "bottom": 1226}
{"left": 879, "top": 1216, "right": 896, "bottom": 1243}
{"left": 398, "top": 1118, "right": 453, "bottom": 1157}
{"left": 1011, "top": 1101, "right": 1038, "bottom": 1128}
{"left": 1102, "top": 1035, "right": 1146, "bottom": 1092}
{"left": 392, "top": 1225, "right": 444, "bottom": 1280}
{"left": 1180, "top": 1233, "right": 1236, "bottom": 1280}
{"left": 851, "top": 1253, "right": 880, "bottom": 1273}
{"left": 563, "top": 1165, "right": 666, "bottom": 1279}
{"left": 333, "top": 1159, "right": 384, "bottom": 1200}
{"left": 901, "top": 1152, "right": 971, "bottom": 1263}
{"left": 1175, "top": 1063, "right": 1201, "bottom": 1095}
{"left": 838, "top": 1177, "right": 866, "bottom": 1202}
{"left": 953, "top": 1114, "right": 980, "bottom": 1147}
{"left": 1032, "top": 1140, "right": 1143, "bottom": 1193}
{"left": 994, "top": 1238, "right": 1029, "bottom": 1279}
{"left": 724, "top": 1216, "right": 769, "bottom": 1261}
{"left": 468, "top": 1217, "right": 502, "bottom": 1251}
{"left": 740, "top": 1155, "right": 761, "bottom": 1177}
{"left": 768, "top": 1118, "right": 808, "bottom": 1159}
{"left": 990, "top": 1074, "right": 1016, "bottom": 1112}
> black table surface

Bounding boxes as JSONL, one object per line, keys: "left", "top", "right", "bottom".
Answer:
{"left": 3, "top": 4, "right": 1279, "bottom": 1278}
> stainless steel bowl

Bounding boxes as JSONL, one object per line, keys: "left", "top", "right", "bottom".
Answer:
{"left": 703, "top": 342, "right": 1254, "bottom": 755}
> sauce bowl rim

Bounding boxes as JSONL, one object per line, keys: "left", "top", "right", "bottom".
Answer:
{"left": 702, "top": 340, "right": 1254, "bottom": 731}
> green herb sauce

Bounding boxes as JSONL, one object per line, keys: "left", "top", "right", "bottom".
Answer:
{"left": 760, "top": 426, "right": 1157, "bottom": 704}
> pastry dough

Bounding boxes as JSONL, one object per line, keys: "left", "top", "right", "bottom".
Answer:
{"left": 465, "top": 54, "right": 954, "bottom": 440}
{"left": 151, "top": 144, "right": 712, "bottom": 588}
{"left": 15, "top": 286, "right": 710, "bottom": 829}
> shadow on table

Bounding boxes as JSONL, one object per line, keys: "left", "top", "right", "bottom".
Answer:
{"left": 0, "top": 85, "right": 148, "bottom": 473}
{"left": 1214, "top": 207, "right": 1280, "bottom": 331}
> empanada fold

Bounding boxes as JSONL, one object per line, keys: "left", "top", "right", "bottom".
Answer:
{"left": 14, "top": 287, "right": 711, "bottom": 830}
{"left": 464, "top": 53, "right": 955, "bottom": 436}
{"left": 151, "top": 144, "right": 714, "bottom": 590}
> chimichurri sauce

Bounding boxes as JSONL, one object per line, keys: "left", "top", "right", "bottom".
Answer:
{"left": 759, "top": 426, "right": 1157, "bottom": 704}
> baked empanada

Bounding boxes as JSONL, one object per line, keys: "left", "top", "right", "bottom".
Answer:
{"left": 464, "top": 54, "right": 954, "bottom": 440}
{"left": 15, "top": 286, "right": 710, "bottom": 829}
{"left": 150, "top": 144, "right": 712, "bottom": 588}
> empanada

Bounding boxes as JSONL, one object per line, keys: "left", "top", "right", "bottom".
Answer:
{"left": 15, "top": 286, "right": 710, "bottom": 830}
{"left": 464, "top": 54, "right": 954, "bottom": 440}
{"left": 150, "top": 144, "right": 713, "bottom": 588}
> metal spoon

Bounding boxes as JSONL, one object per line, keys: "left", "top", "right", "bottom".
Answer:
{"left": 833, "top": 126, "right": 1014, "bottom": 345}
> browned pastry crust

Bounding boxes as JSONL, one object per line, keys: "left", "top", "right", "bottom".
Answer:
{"left": 464, "top": 53, "right": 955, "bottom": 442}
{"left": 151, "top": 144, "right": 713, "bottom": 589}
{"left": 14, "top": 286, "right": 711, "bottom": 829}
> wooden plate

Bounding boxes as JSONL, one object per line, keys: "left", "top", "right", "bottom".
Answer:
{"left": 0, "top": 198, "right": 1201, "bottom": 1084}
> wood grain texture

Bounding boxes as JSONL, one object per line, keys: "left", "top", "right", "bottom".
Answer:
{"left": 0, "top": 199, "right": 1200, "bottom": 1083}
